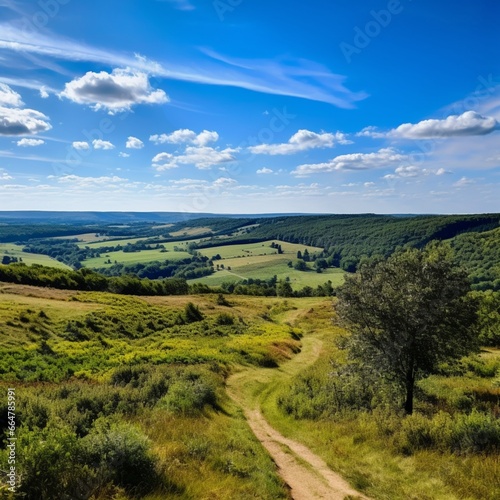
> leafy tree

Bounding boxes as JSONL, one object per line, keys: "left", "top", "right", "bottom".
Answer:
{"left": 336, "top": 245, "right": 478, "bottom": 414}
{"left": 294, "top": 260, "right": 308, "bottom": 271}
{"left": 277, "top": 280, "right": 293, "bottom": 297}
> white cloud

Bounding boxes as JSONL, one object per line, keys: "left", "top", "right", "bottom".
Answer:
{"left": 0, "top": 169, "right": 13, "bottom": 181}
{"left": 152, "top": 146, "right": 238, "bottom": 170}
{"left": 0, "top": 106, "right": 51, "bottom": 135}
{"left": 56, "top": 174, "right": 128, "bottom": 186}
{"left": 17, "top": 138, "right": 44, "bottom": 147}
{"left": 436, "top": 168, "right": 453, "bottom": 175}
{"left": 39, "top": 86, "right": 49, "bottom": 99}
{"left": 359, "top": 111, "right": 499, "bottom": 140}
{"left": 0, "top": 83, "right": 23, "bottom": 107}
{"left": 257, "top": 168, "right": 273, "bottom": 174}
{"left": 292, "top": 148, "right": 408, "bottom": 176}
{"left": 72, "top": 141, "right": 90, "bottom": 150}
{"left": 150, "top": 129, "right": 219, "bottom": 146}
{"left": 249, "top": 130, "right": 337, "bottom": 155}
{"left": 453, "top": 177, "right": 475, "bottom": 188}
{"left": 92, "top": 139, "right": 115, "bottom": 150}
{"left": 212, "top": 177, "right": 237, "bottom": 188}
{"left": 60, "top": 68, "right": 169, "bottom": 114}
{"left": 119, "top": 152, "right": 130, "bottom": 158}
{"left": 356, "top": 126, "right": 385, "bottom": 139}
{"left": 390, "top": 111, "right": 498, "bottom": 139}
{"left": 194, "top": 130, "right": 219, "bottom": 146}
{"left": 126, "top": 136, "right": 144, "bottom": 149}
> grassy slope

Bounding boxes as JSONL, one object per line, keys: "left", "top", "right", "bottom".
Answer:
{"left": 250, "top": 303, "right": 500, "bottom": 500}
{"left": 82, "top": 249, "right": 192, "bottom": 267}
{"left": 0, "top": 243, "right": 71, "bottom": 270}
{"left": 0, "top": 285, "right": 303, "bottom": 498}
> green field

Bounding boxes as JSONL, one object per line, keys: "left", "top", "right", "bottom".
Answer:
{"left": 0, "top": 243, "right": 71, "bottom": 270}
{"left": 198, "top": 240, "right": 323, "bottom": 260}
{"left": 78, "top": 236, "right": 158, "bottom": 248}
{"left": 78, "top": 236, "right": 203, "bottom": 250}
{"left": 191, "top": 263, "right": 345, "bottom": 289}
{"left": 53, "top": 232, "right": 120, "bottom": 243}
{"left": 192, "top": 240, "right": 343, "bottom": 289}
{"left": 169, "top": 226, "right": 213, "bottom": 237}
{"left": 82, "top": 248, "right": 192, "bottom": 268}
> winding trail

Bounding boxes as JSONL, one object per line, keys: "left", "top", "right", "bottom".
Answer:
{"left": 227, "top": 332, "right": 370, "bottom": 500}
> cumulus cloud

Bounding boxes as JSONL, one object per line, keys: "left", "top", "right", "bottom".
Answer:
{"left": 384, "top": 166, "right": 454, "bottom": 180}
{"left": 0, "top": 106, "right": 51, "bottom": 135}
{"left": 257, "top": 168, "right": 273, "bottom": 174}
{"left": 150, "top": 129, "right": 219, "bottom": 146}
{"left": 40, "top": 86, "right": 49, "bottom": 99}
{"left": 359, "top": 111, "right": 499, "bottom": 140}
{"left": 17, "top": 138, "right": 44, "bottom": 147}
{"left": 292, "top": 148, "right": 408, "bottom": 176}
{"left": 249, "top": 130, "right": 338, "bottom": 155}
{"left": 126, "top": 136, "right": 144, "bottom": 149}
{"left": 60, "top": 68, "right": 169, "bottom": 114}
{"left": 119, "top": 152, "right": 130, "bottom": 158}
{"left": 0, "top": 83, "right": 23, "bottom": 107}
{"left": 152, "top": 146, "right": 238, "bottom": 170}
{"left": 92, "top": 139, "right": 115, "bottom": 150}
{"left": 72, "top": 141, "right": 90, "bottom": 150}
{"left": 391, "top": 111, "right": 498, "bottom": 139}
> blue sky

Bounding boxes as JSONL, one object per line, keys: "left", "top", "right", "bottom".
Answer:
{"left": 0, "top": 0, "right": 499, "bottom": 214}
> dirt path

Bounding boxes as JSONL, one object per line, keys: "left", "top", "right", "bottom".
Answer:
{"left": 227, "top": 333, "right": 370, "bottom": 500}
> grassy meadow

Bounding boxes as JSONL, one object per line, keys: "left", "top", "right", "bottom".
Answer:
{"left": 0, "top": 243, "right": 70, "bottom": 270}
{"left": 81, "top": 248, "right": 193, "bottom": 268}
{"left": 0, "top": 283, "right": 302, "bottom": 498}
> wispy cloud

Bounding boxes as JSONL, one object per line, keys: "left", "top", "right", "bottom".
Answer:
{"left": 0, "top": 23, "right": 367, "bottom": 107}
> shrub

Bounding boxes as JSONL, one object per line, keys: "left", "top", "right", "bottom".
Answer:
{"left": 81, "top": 421, "right": 160, "bottom": 495}
{"left": 215, "top": 312, "right": 235, "bottom": 326}
{"left": 184, "top": 302, "right": 204, "bottom": 323}
{"left": 159, "top": 378, "right": 217, "bottom": 415}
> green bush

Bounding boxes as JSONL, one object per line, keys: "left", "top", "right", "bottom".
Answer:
{"left": 81, "top": 421, "right": 160, "bottom": 495}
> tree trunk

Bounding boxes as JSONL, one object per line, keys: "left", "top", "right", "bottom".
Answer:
{"left": 404, "top": 372, "right": 414, "bottom": 415}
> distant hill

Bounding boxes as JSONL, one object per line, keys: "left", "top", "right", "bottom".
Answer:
{"left": 0, "top": 211, "right": 308, "bottom": 224}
